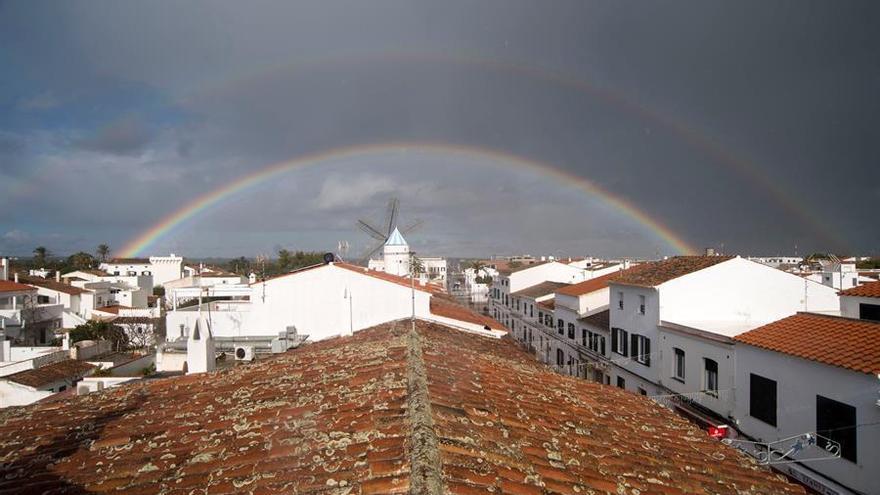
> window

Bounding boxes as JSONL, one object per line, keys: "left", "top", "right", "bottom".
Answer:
{"left": 616, "top": 376, "right": 625, "bottom": 389}
{"left": 638, "top": 387, "right": 647, "bottom": 396}
{"left": 816, "top": 395, "right": 857, "bottom": 462}
{"left": 544, "top": 314, "right": 552, "bottom": 327}
{"left": 617, "top": 291, "right": 624, "bottom": 310}
{"left": 749, "top": 374, "right": 777, "bottom": 426}
{"left": 630, "top": 335, "right": 651, "bottom": 366}
{"left": 37, "top": 295, "right": 50, "bottom": 304}
{"left": 703, "top": 359, "right": 718, "bottom": 396}
{"left": 611, "top": 327, "right": 628, "bottom": 356}
{"left": 557, "top": 318, "right": 564, "bottom": 335}
{"left": 669, "top": 347, "right": 685, "bottom": 381}
{"left": 860, "top": 303, "right": 880, "bottom": 322}
{"left": 581, "top": 328, "right": 588, "bottom": 346}
{"left": 529, "top": 305, "right": 533, "bottom": 317}
{"left": 567, "top": 323, "right": 575, "bottom": 339}
{"left": 538, "top": 311, "right": 543, "bottom": 323}
{"left": 556, "top": 349, "right": 564, "bottom": 366}
{"left": 638, "top": 295, "right": 646, "bottom": 315}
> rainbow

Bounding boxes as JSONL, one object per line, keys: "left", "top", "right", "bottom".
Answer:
{"left": 119, "top": 142, "right": 697, "bottom": 257}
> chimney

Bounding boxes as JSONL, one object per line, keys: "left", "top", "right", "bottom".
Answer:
{"left": 56, "top": 271, "right": 61, "bottom": 283}
{"left": 186, "top": 316, "right": 216, "bottom": 374}
{"left": 13, "top": 273, "right": 18, "bottom": 283}
{"left": 0, "top": 340, "right": 10, "bottom": 362}
{"left": 0, "top": 258, "right": 7, "bottom": 281}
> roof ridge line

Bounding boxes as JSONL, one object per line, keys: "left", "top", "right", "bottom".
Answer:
{"left": 405, "top": 322, "right": 444, "bottom": 494}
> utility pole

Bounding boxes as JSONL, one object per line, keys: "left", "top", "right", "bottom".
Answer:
{"left": 410, "top": 251, "right": 416, "bottom": 333}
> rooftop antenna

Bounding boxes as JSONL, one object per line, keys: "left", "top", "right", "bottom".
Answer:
{"left": 336, "top": 240, "right": 350, "bottom": 262}
{"left": 355, "top": 197, "right": 423, "bottom": 265}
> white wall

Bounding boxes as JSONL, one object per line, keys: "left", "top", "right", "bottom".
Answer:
{"left": 840, "top": 295, "right": 880, "bottom": 319}
{"left": 660, "top": 258, "right": 839, "bottom": 325}
{"left": 0, "top": 381, "right": 53, "bottom": 408}
{"left": 166, "top": 264, "right": 432, "bottom": 342}
{"left": 734, "top": 344, "right": 879, "bottom": 495}
{"left": 657, "top": 327, "right": 736, "bottom": 418}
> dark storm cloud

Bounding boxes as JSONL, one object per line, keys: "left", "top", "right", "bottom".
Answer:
{"left": 73, "top": 115, "right": 154, "bottom": 156}
{"left": 0, "top": 0, "right": 878, "bottom": 256}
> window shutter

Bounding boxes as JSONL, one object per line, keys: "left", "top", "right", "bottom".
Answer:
{"left": 611, "top": 328, "right": 618, "bottom": 352}
{"left": 644, "top": 338, "right": 651, "bottom": 366}
{"left": 630, "top": 334, "right": 638, "bottom": 360}
{"left": 622, "top": 331, "right": 629, "bottom": 356}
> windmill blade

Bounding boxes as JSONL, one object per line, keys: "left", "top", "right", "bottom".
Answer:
{"left": 384, "top": 197, "right": 399, "bottom": 236}
{"left": 400, "top": 218, "right": 424, "bottom": 235}
{"left": 357, "top": 219, "right": 388, "bottom": 241}
{"left": 358, "top": 240, "right": 385, "bottom": 265}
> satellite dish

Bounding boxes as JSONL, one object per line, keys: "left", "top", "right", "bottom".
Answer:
{"left": 323, "top": 252, "right": 336, "bottom": 264}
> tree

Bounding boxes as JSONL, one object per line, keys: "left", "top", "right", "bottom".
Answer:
{"left": 96, "top": 244, "right": 111, "bottom": 262}
{"left": 33, "top": 246, "right": 50, "bottom": 267}
{"left": 67, "top": 252, "right": 96, "bottom": 271}
{"left": 278, "top": 249, "right": 293, "bottom": 271}
{"left": 69, "top": 320, "right": 129, "bottom": 351}
{"left": 411, "top": 256, "right": 425, "bottom": 275}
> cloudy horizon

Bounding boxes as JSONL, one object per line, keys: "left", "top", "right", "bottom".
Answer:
{"left": 1, "top": 1, "right": 878, "bottom": 259}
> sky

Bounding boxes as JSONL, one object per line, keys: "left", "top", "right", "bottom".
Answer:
{"left": 1, "top": 0, "right": 878, "bottom": 259}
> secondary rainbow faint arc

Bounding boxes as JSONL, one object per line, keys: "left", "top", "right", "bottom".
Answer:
{"left": 118, "top": 142, "right": 697, "bottom": 257}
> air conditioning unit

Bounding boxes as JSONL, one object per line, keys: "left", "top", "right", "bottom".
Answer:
{"left": 234, "top": 345, "right": 255, "bottom": 362}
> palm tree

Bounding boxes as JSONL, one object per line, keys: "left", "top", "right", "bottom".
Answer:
{"left": 468, "top": 260, "right": 487, "bottom": 276}
{"left": 33, "top": 246, "right": 50, "bottom": 267}
{"left": 96, "top": 244, "right": 111, "bottom": 262}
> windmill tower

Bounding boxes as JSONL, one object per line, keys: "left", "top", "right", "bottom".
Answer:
{"left": 356, "top": 197, "right": 422, "bottom": 272}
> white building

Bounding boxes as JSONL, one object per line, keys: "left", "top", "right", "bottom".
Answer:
{"left": 804, "top": 260, "right": 873, "bottom": 291}
{"left": 748, "top": 256, "right": 804, "bottom": 269}
{"left": 61, "top": 270, "right": 149, "bottom": 310}
{"left": 838, "top": 280, "right": 880, "bottom": 321}
{"left": 0, "top": 275, "right": 64, "bottom": 345}
{"left": 99, "top": 254, "right": 183, "bottom": 289}
{"left": 162, "top": 260, "right": 504, "bottom": 371}
{"left": 606, "top": 256, "right": 839, "bottom": 415}
{"left": 489, "top": 260, "right": 590, "bottom": 332}
{"left": 733, "top": 313, "right": 880, "bottom": 495}
{"left": 0, "top": 359, "right": 95, "bottom": 407}
{"left": 368, "top": 228, "right": 447, "bottom": 285}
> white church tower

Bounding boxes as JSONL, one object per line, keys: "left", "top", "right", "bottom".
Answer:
{"left": 383, "top": 227, "right": 411, "bottom": 277}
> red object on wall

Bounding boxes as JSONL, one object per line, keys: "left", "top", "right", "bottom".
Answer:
{"left": 708, "top": 425, "right": 729, "bottom": 439}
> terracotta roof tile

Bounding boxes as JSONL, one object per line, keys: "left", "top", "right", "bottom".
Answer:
{"left": 839, "top": 280, "right": 880, "bottom": 298}
{"left": 107, "top": 258, "right": 150, "bottom": 264}
{"left": 498, "top": 261, "right": 552, "bottom": 275}
{"left": 4, "top": 360, "right": 95, "bottom": 388}
{"left": 511, "top": 281, "right": 569, "bottom": 298}
{"left": 612, "top": 256, "right": 733, "bottom": 287}
{"left": 579, "top": 309, "right": 610, "bottom": 330}
{"left": 430, "top": 298, "right": 503, "bottom": 330}
{"left": 0, "top": 321, "right": 803, "bottom": 494}
{"left": 556, "top": 271, "right": 620, "bottom": 296}
{"left": 537, "top": 299, "right": 555, "bottom": 310}
{"left": 735, "top": 313, "right": 880, "bottom": 374}
{"left": 0, "top": 279, "right": 36, "bottom": 293}
{"left": 18, "top": 275, "right": 87, "bottom": 295}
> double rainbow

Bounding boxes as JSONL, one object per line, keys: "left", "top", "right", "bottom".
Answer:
{"left": 119, "top": 142, "right": 697, "bottom": 257}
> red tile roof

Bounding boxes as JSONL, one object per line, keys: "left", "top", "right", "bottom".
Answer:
{"left": 579, "top": 309, "right": 610, "bottom": 330}
{"left": 93, "top": 305, "right": 132, "bottom": 315}
{"left": 429, "top": 298, "right": 503, "bottom": 330}
{"left": 537, "top": 299, "right": 555, "bottom": 310}
{"left": 556, "top": 271, "right": 620, "bottom": 296}
{"left": 107, "top": 258, "right": 150, "bottom": 264}
{"left": 335, "top": 262, "right": 442, "bottom": 294}
{"left": 4, "top": 360, "right": 95, "bottom": 388}
{"left": 839, "top": 280, "right": 880, "bottom": 298}
{"left": 511, "top": 281, "right": 569, "bottom": 298}
{"left": 497, "top": 260, "right": 552, "bottom": 274}
{"left": 735, "top": 313, "right": 880, "bottom": 374}
{"left": 0, "top": 279, "right": 36, "bottom": 293}
{"left": 0, "top": 321, "right": 801, "bottom": 494}
{"left": 612, "top": 256, "right": 733, "bottom": 287}
{"left": 18, "top": 275, "right": 87, "bottom": 295}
